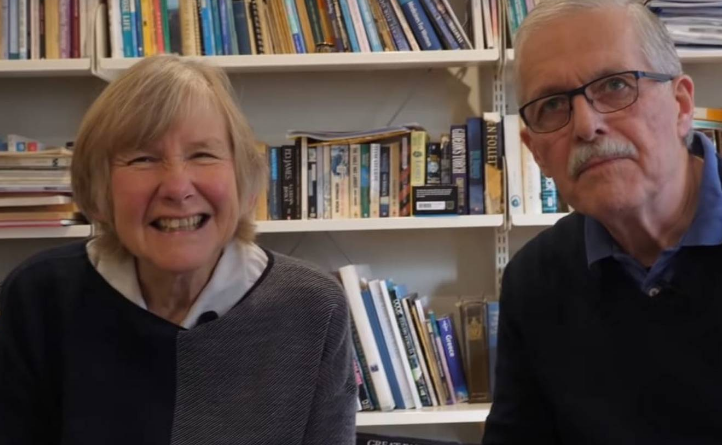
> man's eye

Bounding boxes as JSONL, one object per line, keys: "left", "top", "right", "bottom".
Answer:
{"left": 542, "top": 97, "right": 565, "bottom": 112}
{"left": 602, "top": 77, "right": 630, "bottom": 92}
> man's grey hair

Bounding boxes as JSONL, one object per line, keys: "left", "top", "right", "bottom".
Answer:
{"left": 514, "top": 0, "right": 692, "bottom": 147}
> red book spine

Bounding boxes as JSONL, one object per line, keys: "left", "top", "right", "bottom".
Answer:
{"left": 71, "top": 0, "right": 80, "bottom": 58}
{"left": 153, "top": 0, "right": 165, "bottom": 53}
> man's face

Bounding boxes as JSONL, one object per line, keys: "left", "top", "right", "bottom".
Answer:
{"left": 518, "top": 7, "right": 694, "bottom": 219}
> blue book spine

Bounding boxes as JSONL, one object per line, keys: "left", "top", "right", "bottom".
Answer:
{"left": 432, "top": 0, "right": 469, "bottom": 49}
{"left": 397, "top": 0, "right": 441, "bottom": 51}
{"left": 135, "top": 0, "right": 144, "bottom": 56}
{"left": 283, "top": 0, "right": 306, "bottom": 53}
{"left": 0, "top": 142, "right": 7, "bottom": 152}
{"left": 120, "top": 0, "right": 134, "bottom": 57}
{"left": 378, "top": 0, "right": 410, "bottom": 51}
{"left": 210, "top": 0, "right": 225, "bottom": 54}
{"left": 232, "top": 0, "right": 252, "bottom": 55}
{"left": 9, "top": 0, "right": 18, "bottom": 59}
{"left": 486, "top": 301, "right": 499, "bottom": 398}
{"left": 324, "top": 0, "right": 346, "bottom": 52}
{"left": 361, "top": 288, "right": 403, "bottom": 409}
{"left": 337, "top": 0, "right": 359, "bottom": 52}
{"left": 437, "top": 314, "right": 469, "bottom": 402}
{"left": 129, "top": 0, "right": 139, "bottom": 56}
{"left": 269, "top": 147, "right": 282, "bottom": 220}
{"left": 466, "top": 117, "right": 485, "bottom": 215}
{"left": 380, "top": 145, "right": 390, "bottom": 217}
{"left": 200, "top": 0, "right": 216, "bottom": 55}
{"left": 217, "top": 0, "right": 231, "bottom": 54}
{"left": 222, "top": 0, "right": 239, "bottom": 54}
{"left": 419, "top": 0, "right": 458, "bottom": 49}
{"left": 541, "top": 174, "right": 559, "bottom": 213}
{"left": 360, "top": 144, "right": 370, "bottom": 218}
{"left": 356, "top": 0, "right": 382, "bottom": 52}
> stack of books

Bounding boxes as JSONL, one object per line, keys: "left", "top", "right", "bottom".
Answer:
{"left": 339, "top": 264, "right": 499, "bottom": 412}
{"left": 649, "top": 0, "right": 722, "bottom": 48}
{"left": 0, "top": 140, "right": 84, "bottom": 228}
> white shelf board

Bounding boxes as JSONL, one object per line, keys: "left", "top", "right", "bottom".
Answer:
{"left": 507, "top": 48, "right": 722, "bottom": 64}
{"left": 356, "top": 403, "right": 491, "bottom": 426}
{"left": 0, "top": 225, "right": 92, "bottom": 239}
{"left": 98, "top": 49, "right": 499, "bottom": 78}
{"left": 256, "top": 215, "right": 504, "bottom": 233}
{"left": 0, "top": 58, "right": 92, "bottom": 77}
{"left": 511, "top": 213, "right": 569, "bottom": 227}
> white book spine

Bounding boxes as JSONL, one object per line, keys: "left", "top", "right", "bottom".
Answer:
{"left": 322, "top": 145, "right": 332, "bottom": 219}
{"left": 350, "top": 144, "right": 361, "bottom": 219}
{"left": 109, "top": 0, "right": 123, "bottom": 58}
{"left": 370, "top": 143, "right": 380, "bottom": 218}
{"left": 301, "top": 138, "right": 308, "bottom": 219}
{"left": 504, "top": 115, "right": 524, "bottom": 215}
{"left": 480, "top": 0, "right": 493, "bottom": 49}
{"left": 338, "top": 265, "right": 395, "bottom": 411}
{"left": 315, "top": 146, "right": 324, "bottom": 219}
{"left": 378, "top": 280, "right": 422, "bottom": 409}
{"left": 86, "top": 0, "right": 99, "bottom": 57}
{"left": 401, "top": 297, "right": 439, "bottom": 406}
{"left": 79, "top": 0, "right": 86, "bottom": 57}
{"left": 521, "top": 140, "right": 542, "bottom": 214}
{"left": 347, "top": 0, "right": 370, "bottom": 52}
{"left": 389, "top": 143, "right": 400, "bottom": 218}
{"left": 30, "top": 0, "right": 39, "bottom": 58}
{"left": 18, "top": 0, "right": 27, "bottom": 59}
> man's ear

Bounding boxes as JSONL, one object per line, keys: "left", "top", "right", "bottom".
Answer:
{"left": 521, "top": 127, "right": 552, "bottom": 177}
{"left": 674, "top": 74, "right": 695, "bottom": 143}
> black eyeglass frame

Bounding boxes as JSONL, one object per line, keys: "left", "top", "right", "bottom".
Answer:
{"left": 519, "top": 70, "right": 675, "bottom": 134}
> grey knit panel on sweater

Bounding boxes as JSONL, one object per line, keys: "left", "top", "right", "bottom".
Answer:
{"left": 169, "top": 253, "right": 357, "bottom": 445}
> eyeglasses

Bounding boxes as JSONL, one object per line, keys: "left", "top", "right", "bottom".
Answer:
{"left": 519, "top": 70, "right": 675, "bottom": 134}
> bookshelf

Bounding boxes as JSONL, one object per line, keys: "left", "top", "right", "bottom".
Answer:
{"left": 506, "top": 48, "right": 722, "bottom": 64}
{"left": 257, "top": 215, "right": 503, "bottom": 233}
{"left": 510, "top": 213, "right": 568, "bottom": 227}
{"left": 0, "top": 225, "right": 93, "bottom": 240}
{"left": 0, "top": 59, "right": 93, "bottom": 77}
{"left": 356, "top": 403, "right": 491, "bottom": 426}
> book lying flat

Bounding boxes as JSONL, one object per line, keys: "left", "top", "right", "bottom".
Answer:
{"left": 287, "top": 124, "right": 424, "bottom": 146}
{"left": 0, "top": 203, "right": 82, "bottom": 221}
{"left": 0, "top": 219, "right": 84, "bottom": 228}
{"left": 0, "top": 193, "right": 73, "bottom": 207}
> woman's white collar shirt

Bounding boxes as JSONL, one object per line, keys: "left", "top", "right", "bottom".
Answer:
{"left": 86, "top": 238, "right": 268, "bottom": 329}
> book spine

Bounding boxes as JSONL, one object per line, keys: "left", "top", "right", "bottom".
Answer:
{"left": 141, "top": 0, "right": 155, "bottom": 55}
{"left": 450, "top": 124, "right": 468, "bottom": 214}
{"left": 411, "top": 298, "right": 447, "bottom": 405}
{"left": 390, "top": 287, "right": 432, "bottom": 406}
{"left": 304, "top": 0, "right": 323, "bottom": 47}
{"left": 466, "top": 116, "right": 485, "bottom": 215}
{"left": 541, "top": 174, "right": 558, "bottom": 213}
{"left": 120, "top": 0, "right": 134, "bottom": 56}
{"left": 9, "top": 0, "right": 19, "bottom": 58}
{"left": 349, "top": 317, "right": 378, "bottom": 410}
{"left": 247, "top": 0, "right": 263, "bottom": 54}
{"left": 425, "top": 317, "right": 452, "bottom": 404}
{"left": 223, "top": 0, "right": 238, "bottom": 54}
{"left": 389, "top": 0, "right": 419, "bottom": 51}
{"left": 461, "top": 301, "right": 491, "bottom": 403}
{"left": 1, "top": 1, "right": 8, "bottom": 59}
{"left": 360, "top": 144, "right": 370, "bottom": 218}
{"left": 425, "top": 142, "right": 441, "bottom": 185}
{"left": 437, "top": 314, "right": 469, "bottom": 402}
{"left": 322, "top": 145, "right": 332, "bottom": 219}
{"left": 439, "top": 133, "right": 451, "bottom": 185}
{"left": 409, "top": 130, "right": 426, "bottom": 187}
{"left": 135, "top": 0, "right": 144, "bottom": 55}
{"left": 389, "top": 142, "right": 400, "bottom": 218}
{"left": 315, "top": 145, "right": 325, "bottom": 218}
{"left": 44, "top": 0, "right": 58, "bottom": 58}
{"left": 397, "top": 0, "right": 441, "bottom": 51}
{"left": 298, "top": 138, "right": 306, "bottom": 219}
{"left": 402, "top": 297, "right": 438, "bottom": 406}
{"left": 153, "top": 0, "right": 165, "bottom": 53}
{"left": 483, "top": 112, "right": 503, "bottom": 215}
{"left": 210, "top": 0, "right": 223, "bottom": 54}
{"left": 295, "top": 0, "right": 315, "bottom": 52}
{"left": 307, "top": 146, "right": 318, "bottom": 218}
{"left": 71, "top": 0, "right": 80, "bottom": 57}
{"left": 504, "top": 115, "right": 524, "bottom": 215}
{"left": 199, "top": 0, "right": 215, "bottom": 55}
{"left": 18, "top": 0, "right": 27, "bottom": 58}
{"left": 38, "top": 0, "right": 45, "bottom": 58}
{"left": 344, "top": 0, "right": 367, "bottom": 52}
{"left": 369, "top": 143, "right": 380, "bottom": 218}
{"left": 330, "top": 144, "right": 349, "bottom": 219}
{"left": 368, "top": 0, "right": 394, "bottom": 51}
{"left": 167, "top": 0, "right": 181, "bottom": 53}
{"left": 327, "top": 0, "right": 348, "bottom": 51}
{"left": 437, "top": 0, "right": 470, "bottom": 48}
{"left": 428, "top": 312, "right": 456, "bottom": 404}
{"left": 180, "top": 0, "right": 196, "bottom": 55}
{"left": 283, "top": 0, "right": 306, "bottom": 52}
{"left": 268, "top": 146, "right": 281, "bottom": 220}
{"left": 352, "top": 345, "right": 375, "bottom": 411}
{"left": 399, "top": 135, "right": 411, "bottom": 217}
{"left": 160, "top": 0, "right": 171, "bottom": 51}
{"left": 521, "top": 141, "right": 541, "bottom": 214}
{"left": 486, "top": 301, "right": 499, "bottom": 399}
{"left": 379, "top": 144, "right": 390, "bottom": 217}
{"left": 418, "top": 0, "right": 456, "bottom": 49}
{"left": 355, "top": 0, "right": 381, "bottom": 51}
{"left": 336, "top": 0, "right": 359, "bottom": 52}
{"left": 281, "top": 145, "right": 295, "bottom": 220}
{"left": 350, "top": 144, "right": 361, "bottom": 219}
{"left": 378, "top": 0, "right": 409, "bottom": 51}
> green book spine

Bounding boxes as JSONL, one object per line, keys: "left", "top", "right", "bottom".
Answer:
{"left": 360, "top": 143, "right": 370, "bottom": 218}
{"left": 161, "top": 0, "right": 171, "bottom": 50}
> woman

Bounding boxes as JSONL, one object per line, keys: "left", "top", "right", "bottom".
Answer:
{"left": 0, "top": 56, "right": 356, "bottom": 444}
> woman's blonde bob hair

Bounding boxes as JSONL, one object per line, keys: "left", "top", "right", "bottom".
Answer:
{"left": 72, "top": 55, "right": 267, "bottom": 252}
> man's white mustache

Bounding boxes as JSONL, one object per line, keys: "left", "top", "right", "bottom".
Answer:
{"left": 568, "top": 139, "right": 638, "bottom": 178}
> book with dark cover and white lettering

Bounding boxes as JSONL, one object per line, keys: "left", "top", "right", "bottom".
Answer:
{"left": 380, "top": 144, "right": 390, "bottom": 217}
{"left": 418, "top": 0, "right": 458, "bottom": 49}
{"left": 351, "top": 319, "right": 378, "bottom": 410}
{"left": 330, "top": 144, "right": 350, "bottom": 219}
{"left": 378, "top": 0, "right": 411, "bottom": 50}
{"left": 356, "top": 433, "right": 471, "bottom": 445}
{"left": 450, "top": 124, "right": 468, "bottom": 214}
{"left": 436, "top": 314, "right": 469, "bottom": 402}
{"left": 307, "top": 145, "right": 318, "bottom": 218}
{"left": 425, "top": 142, "right": 441, "bottom": 185}
{"left": 268, "top": 146, "right": 282, "bottom": 220}
{"left": 466, "top": 117, "right": 485, "bottom": 215}
{"left": 360, "top": 143, "right": 371, "bottom": 217}
{"left": 281, "top": 145, "right": 296, "bottom": 219}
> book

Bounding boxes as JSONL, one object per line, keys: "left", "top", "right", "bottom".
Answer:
{"left": 379, "top": 144, "right": 390, "bottom": 217}
{"left": 409, "top": 130, "right": 427, "bottom": 187}
{"left": 483, "top": 112, "right": 504, "bottom": 215}
{"left": 486, "top": 300, "right": 499, "bottom": 398}
{"left": 398, "top": 135, "right": 411, "bottom": 217}
{"left": 450, "top": 124, "right": 468, "bottom": 214}
{"left": 504, "top": 115, "right": 524, "bottom": 215}
{"left": 460, "top": 299, "right": 491, "bottom": 403}
{"left": 0, "top": 193, "right": 72, "bottom": 207}
{"left": 466, "top": 117, "right": 485, "bottom": 215}
{"left": 330, "top": 144, "right": 349, "bottom": 219}
{"left": 436, "top": 313, "right": 468, "bottom": 402}
{"left": 350, "top": 144, "right": 362, "bottom": 218}
{"left": 425, "top": 142, "right": 441, "bottom": 185}
{"left": 397, "top": 0, "right": 442, "bottom": 51}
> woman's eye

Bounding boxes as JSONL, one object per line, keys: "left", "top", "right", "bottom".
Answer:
{"left": 128, "top": 156, "right": 156, "bottom": 165}
{"left": 191, "top": 152, "right": 217, "bottom": 160}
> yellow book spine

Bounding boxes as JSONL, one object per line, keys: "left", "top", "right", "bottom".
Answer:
{"left": 140, "top": 0, "right": 155, "bottom": 56}
{"left": 45, "top": 0, "right": 60, "bottom": 59}
{"left": 410, "top": 131, "right": 427, "bottom": 187}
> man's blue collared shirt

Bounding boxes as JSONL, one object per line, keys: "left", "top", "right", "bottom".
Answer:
{"left": 585, "top": 132, "right": 722, "bottom": 296}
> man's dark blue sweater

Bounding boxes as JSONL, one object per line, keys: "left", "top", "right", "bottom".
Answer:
{"left": 483, "top": 134, "right": 722, "bottom": 445}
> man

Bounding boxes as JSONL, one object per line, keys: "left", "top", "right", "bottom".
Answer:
{"left": 483, "top": 0, "right": 722, "bottom": 444}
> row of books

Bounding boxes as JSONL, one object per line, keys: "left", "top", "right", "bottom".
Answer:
{"left": 0, "top": 139, "right": 85, "bottom": 228}
{"left": 649, "top": 0, "right": 722, "bottom": 48}
{"left": 504, "top": 115, "right": 568, "bottom": 216}
{"left": 694, "top": 107, "right": 722, "bottom": 151}
{"left": 257, "top": 116, "right": 505, "bottom": 221}
{"left": 357, "top": 432, "right": 474, "bottom": 444}
{"left": 105, "top": 0, "right": 496, "bottom": 59}
{"left": 504, "top": 0, "right": 536, "bottom": 44}
{"left": 339, "top": 264, "right": 498, "bottom": 411}
{"left": 0, "top": 0, "right": 99, "bottom": 60}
